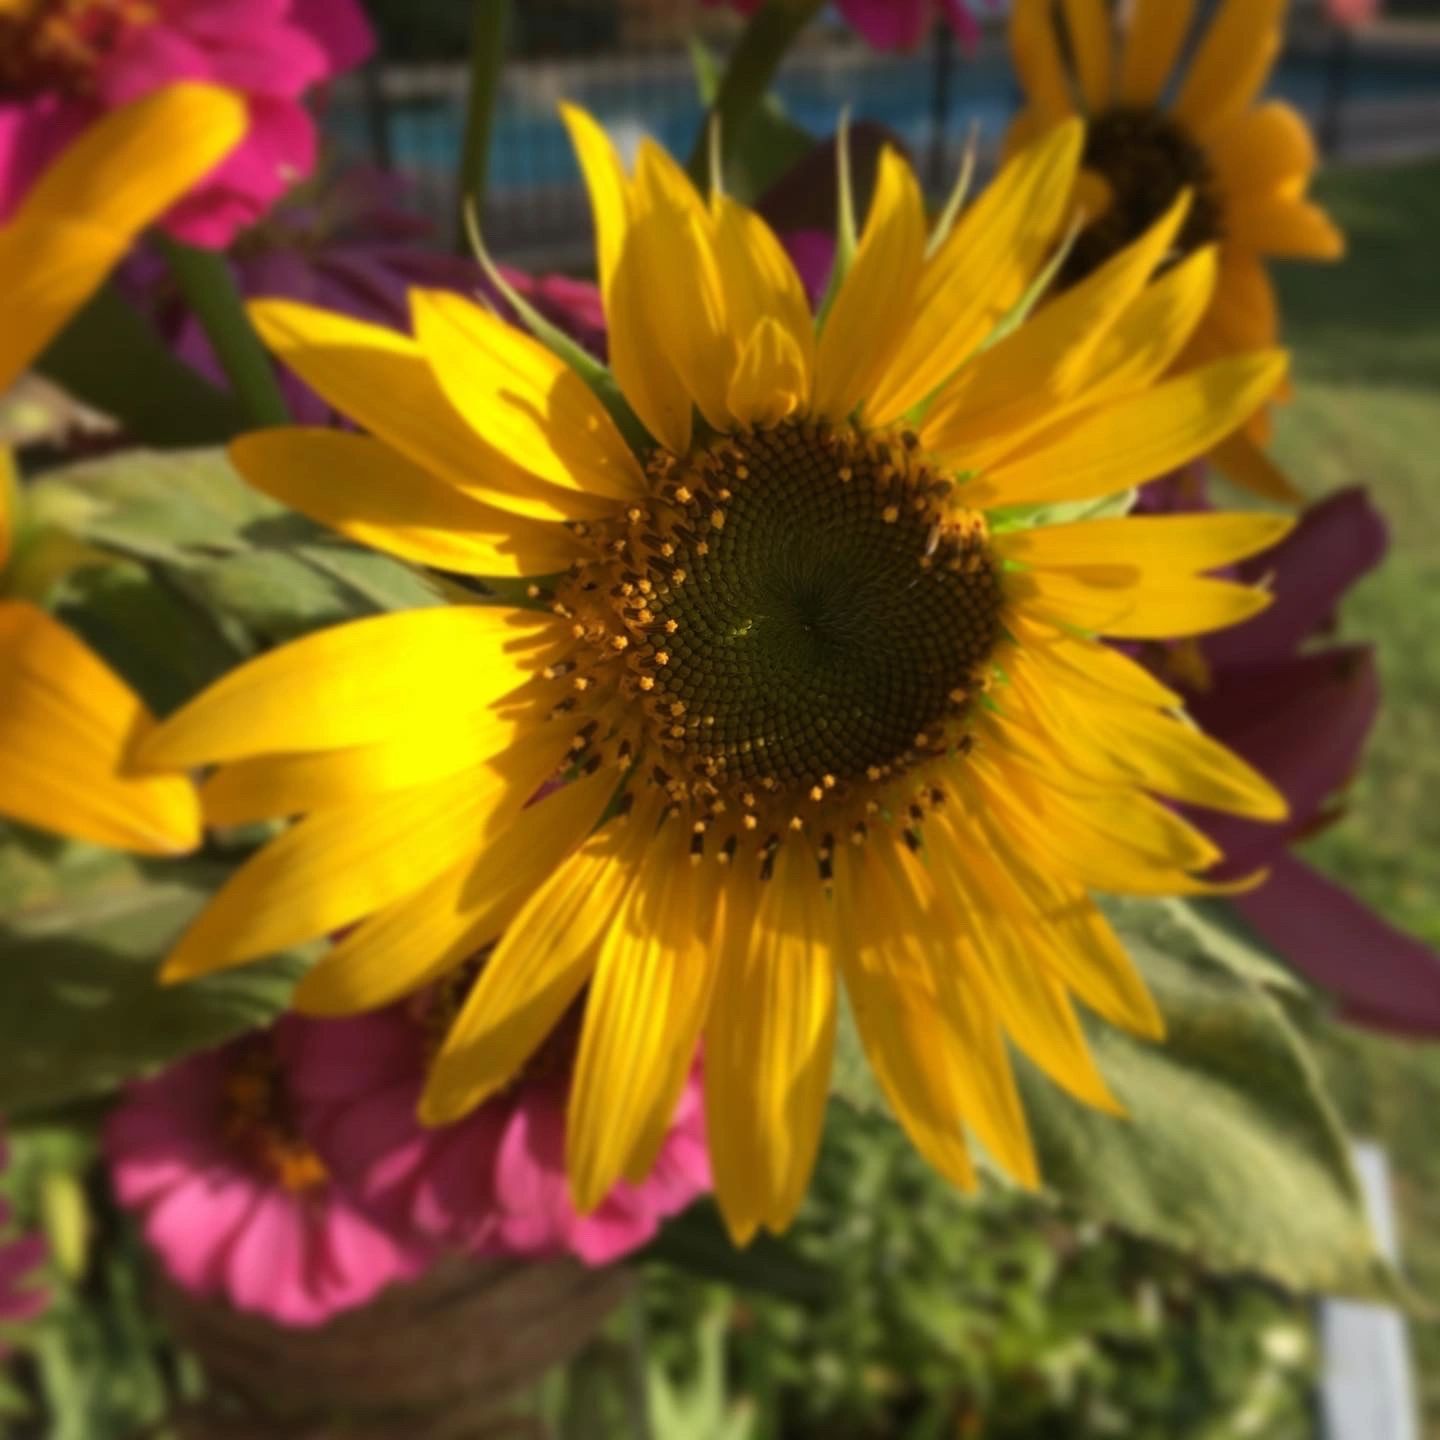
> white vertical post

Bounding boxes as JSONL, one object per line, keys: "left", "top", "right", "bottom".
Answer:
{"left": 1318, "top": 1141, "right": 1418, "bottom": 1440}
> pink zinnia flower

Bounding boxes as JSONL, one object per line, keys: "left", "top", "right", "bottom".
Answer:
{"left": 0, "top": 0, "right": 373, "bottom": 248}
{"left": 104, "top": 1025, "right": 427, "bottom": 1327}
{"left": 705, "top": 0, "right": 985, "bottom": 51}
{"left": 0, "top": 1131, "right": 47, "bottom": 1350}
{"left": 281, "top": 1002, "right": 712, "bottom": 1268}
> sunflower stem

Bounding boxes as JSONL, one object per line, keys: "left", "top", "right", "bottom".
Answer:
{"left": 686, "top": 0, "right": 826, "bottom": 191}
{"left": 159, "top": 240, "right": 290, "bottom": 428}
{"left": 457, "top": 0, "right": 509, "bottom": 250}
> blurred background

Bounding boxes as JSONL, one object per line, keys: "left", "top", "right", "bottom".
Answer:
{"left": 80, "top": 1, "right": 1438, "bottom": 1435}
{"left": 5, "top": 2, "right": 1434, "bottom": 1440}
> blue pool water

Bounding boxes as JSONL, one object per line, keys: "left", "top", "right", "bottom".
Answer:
{"left": 370, "top": 48, "right": 1440, "bottom": 196}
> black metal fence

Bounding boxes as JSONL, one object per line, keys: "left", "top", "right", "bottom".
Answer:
{"left": 323, "top": 1, "right": 1440, "bottom": 269}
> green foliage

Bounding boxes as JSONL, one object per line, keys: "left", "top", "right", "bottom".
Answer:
{"left": 636, "top": 1111, "right": 1318, "bottom": 1440}
{"left": 2, "top": 1126, "right": 193, "bottom": 1440}
{"left": 690, "top": 37, "right": 816, "bottom": 203}
{"left": 27, "top": 448, "right": 440, "bottom": 661}
{"left": 0, "top": 836, "right": 306, "bottom": 1118}
{"left": 36, "top": 286, "right": 247, "bottom": 449}
{"left": 1017, "top": 939, "right": 1380, "bottom": 1299}
{"left": 832, "top": 897, "right": 1386, "bottom": 1300}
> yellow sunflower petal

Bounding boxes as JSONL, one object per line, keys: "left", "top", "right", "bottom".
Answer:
{"left": 419, "top": 799, "right": 659, "bottom": 1127}
{"left": 1064, "top": 691, "right": 1288, "bottom": 820}
{"left": 0, "top": 601, "right": 200, "bottom": 854}
{"left": 1007, "top": 611, "right": 1182, "bottom": 709}
{"left": 1173, "top": 0, "right": 1285, "bottom": 138}
{"left": 0, "top": 84, "right": 245, "bottom": 393}
{"left": 568, "top": 819, "right": 721, "bottom": 1212}
{"left": 1064, "top": 246, "right": 1221, "bottom": 405}
{"left": 874, "top": 842, "right": 1041, "bottom": 1186}
{"left": 1210, "top": 429, "right": 1303, "bottom": 503}
{"left": 558, "top": 103, "right": 629, "bottom": 298}
{"left": 835, "top": 851, "right": 977, "bottom": 1191}
{"left": 921, "top": 185, "right": 1192, "bottom": 458}
{"left": 712, "top": 194, "right": 815, "bottom": 388}
{"left": 947, "top": 803, "right": 1165, "bottom": 1039}
{"left": 970, "top": 745, "right": 1227, "bottom": 895}
{"left": 0, "top": 449, "right": 16, "bottom": 573}
{"left": 138, "top": 605, "right": 559, "bottom": 768}
{"left": 230, "top": 429, "right": 584, "bottom": 579}
{"left": 870, "top": 118, "right": 1083, "bottom": 427}
{"left": 606, "top": 209, "right": 696, "bottom": 455}
{"left": 994, "top": 511, "right": 1294, "bottom": 574}
{"left": 162, "top": 731, "right": 568, "bottom": 983}
{"left": 1009, "top": 0, "right": 1075, "bottom": 121}
{"left": 248, "top": 300, "right": 595, "bottom": 524}
{"left": 626, "top": 139, "right": 734, "bottom": 432}
{"left": 706, "top": 843, "right": 837, "bottom": 1243}
{"left": 1009, "top": 566, "right": 1273, "bottom": 638}
{"left": 1061, "top": 0, "right": 1113, "bottom": 110}
{"left": 1209, "top": 101, "right": 1318, "bottom": 198}
{"left": 927, "top": 825, "right": 1122, "bottom": 1114}
{"left": 410, "top": 289, "right": 646, "bottom": 502}
{"left": 1208, "top": 254, "right": 1281, "bottom": 353}
{"left": 1224, "top": 196, "right": 1346, "bottom": 260}
{"left": 812, "top": 147, "right": 926, "bottom": 423}
{"left": 292, "top": 765, "right": 618, "bottom": 1017}
{"left": 1118, "top": 0, "right": 1197, "bottom": 105}
{"left": 975, "top": 350, "right": 1288, "bottom": 507}
{"left": 197, "top": 694, "right": 537, "bottom": 826}
{"left": 727, "top": 317, "right": 808, "bottom": 427}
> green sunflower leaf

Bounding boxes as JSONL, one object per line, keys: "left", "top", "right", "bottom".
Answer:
{"left": 1016, "top": 937, "right": 1392, "bottom": 1302}
{"left": 0, "top": 838, "right": 307, "bottom": 1117}
{"left": 27, "top": 448, "right": 441, "bottom": 670}
{"left": 829, "top": 898, "right": 1392, "bottom": 1300}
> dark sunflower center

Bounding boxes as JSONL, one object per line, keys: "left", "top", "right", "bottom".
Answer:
{"left": 1059, "top": 105, "right": 1224, "bottom": 289}
{"left": 569, "top": 422, "right": 1002, "bottom": 801}
{"left": 0, "top": 0, "right": 151, "bottom": 99}
{"left": 221, "top": 1038, "right": 328, "bottom": 1193}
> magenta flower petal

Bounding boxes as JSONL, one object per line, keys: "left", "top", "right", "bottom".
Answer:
{"left": 1186, "top": 646, "right": 1380, "bottom": 874}
{"left": 0, "top": 1231, "right": 49, "bottom": 1328}
{"left": 1235, "top": 856, "right": 1440, "bottom": 1035}
{"left": 106, "top": 1037, "right": 424, "bottom": 1327}
{"left": 566, "top": 1194, "right": 662, "bottom": 1268}
{"left": 145, "top": 1171, "right": 259, "bottom": 1293}
{"left": 782, "top": 230, "right": 837, "bottom": 310}
{"left": 1, "top": 0, "right": 373, "bottom": 246}
{"left": 287, "top": 0, "right": 377, "bottom": 70}
{"left": 839, "top": 0, "right": 933, "bottom": 50}
{"left": 1204, "top": 488, "right": 1388, "bottom": 667}
{"left": 225, "top": 1189, "right": 311, "bottom": 1322}
{"left": 275, "top": 1012, "right": 420, "bottom": 1100}
{"left": 286, "top": 1007, "right": 712, "bottom": 1267}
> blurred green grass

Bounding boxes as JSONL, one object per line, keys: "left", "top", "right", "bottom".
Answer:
{"left": 1269, "top": 156, "right": 1440, "bottom": 1433}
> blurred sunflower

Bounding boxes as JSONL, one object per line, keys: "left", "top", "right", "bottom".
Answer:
{"left": 144, "top": 111, "right": 1293, "bottom": 1243}
{"left": 1007, "top": 0, "right": 1344, "bottom": 499}
{"left": 0, "top": 83, "right": 238, "bottom": 853}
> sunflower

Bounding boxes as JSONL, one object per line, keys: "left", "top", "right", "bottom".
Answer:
{"left": 141, "top": 109, "right": 1294, "bottom": 1242}
{"left": 1007, "top": 0, "right": 1344, "bottom": 500}
{"left": 0, "top": 82, "right": 240, "bottom": 854}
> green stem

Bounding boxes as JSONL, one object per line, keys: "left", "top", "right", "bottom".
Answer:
{"left": 686, "top": 0, "right": 826, "bottom": 190}
{"left": 160, "top": 239, "right": 290, "bottom": 428}
{"left": 37, "top": 283, "right": 247, "bottom": 446}
{"left": 457, "top": 0, "right": 510, "bottom": 249}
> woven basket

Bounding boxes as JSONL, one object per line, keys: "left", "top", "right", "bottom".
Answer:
{"left": 163, "top": 1255, "right": 632, "bottom": 1439}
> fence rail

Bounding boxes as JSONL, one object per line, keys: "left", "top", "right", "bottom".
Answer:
{"left": 324, "top": 13, "right": 1440, "bottom": 268}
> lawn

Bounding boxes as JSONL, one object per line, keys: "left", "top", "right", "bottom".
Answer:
{"left": 1269, "top": 156, "right": 1440, "bottom": 1433}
